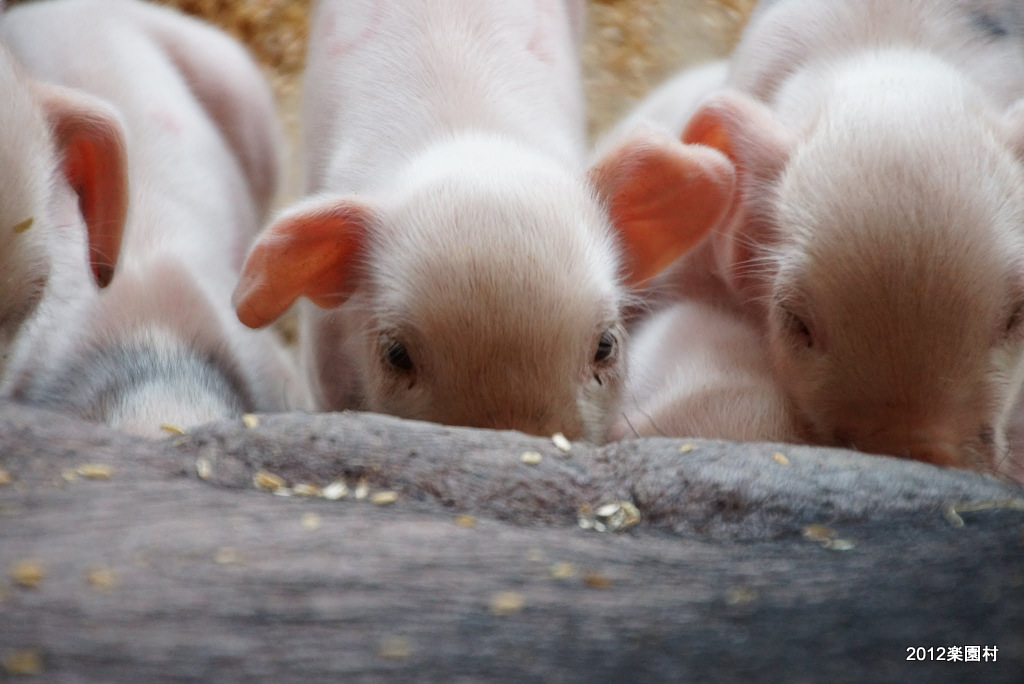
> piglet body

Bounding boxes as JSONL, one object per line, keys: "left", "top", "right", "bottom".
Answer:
{"left": 2, "top": 0, "right": 305, "bottom": 436}
{"left": 599, "top": 60, "right": 799, "bottom": 443}
{"left": 660, "top": 0, "right": 1024, "bottom": 476}
{"left": 234, "top": 0, "right": 734, "bottom": 441}
{"left": 608, "top": 301, "right": 798, "bottom": 443}
{"left": 595, "top": 59, "right": 728, "bottom": 161}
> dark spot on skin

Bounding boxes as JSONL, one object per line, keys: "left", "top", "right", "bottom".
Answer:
{"left": 971, "top": 11, "right": 1009, "bottom": 39}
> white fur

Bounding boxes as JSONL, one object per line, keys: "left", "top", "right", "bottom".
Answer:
{"left": 1, "top": 0, "right": 307, "bottom": 436}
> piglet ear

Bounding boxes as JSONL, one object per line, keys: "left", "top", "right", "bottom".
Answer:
{"left": 683, "top": 90, "right": 791, "bottom": 175}
{"left": 35, "top": 83, "right": 129, "bottom": 289}
{"left": 683, "top": 91, "right": 792, "bottom": 297}
{"left": 233, "top": 196, "right": 375, "bottom": 329}
{"left": 589, "top": 126, "right": 735, "bottom": 288}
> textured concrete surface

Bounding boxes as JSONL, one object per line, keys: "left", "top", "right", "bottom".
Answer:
{"left": 1, "top": 401, "right": 1022, "bottom": 682}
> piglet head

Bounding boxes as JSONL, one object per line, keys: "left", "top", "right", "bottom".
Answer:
{"left": 234, "top": 132, "right": 731, "bottom": 441}
{"left": 688, "top": 88, "right": 1024, "bottom": 473}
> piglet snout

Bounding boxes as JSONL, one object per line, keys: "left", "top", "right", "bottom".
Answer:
{"left": 902, "top": 442, "right": 961, "bottom": 468}
{"left": 836, "top": 425, "right": 962, "bottom": 467}
{"left": 491, "top": 415, "right": 583, "bottom": 442}
{"left": 606, "top": 416, "right": 632, "bottom": 442}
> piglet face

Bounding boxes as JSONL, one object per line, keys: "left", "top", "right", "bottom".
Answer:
{"left": 765, "top": 114, "right": 1024, "bottom": 471}
{"left": 236, "top": 130, "right": 731, "bottom": 442}
{"left": 361, "top": 167, "right": 626, "bottom": 442}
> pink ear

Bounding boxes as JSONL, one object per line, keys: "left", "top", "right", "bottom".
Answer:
{"left": 35, "top": 83, "right": 129, "bottom": 289}
{"left": 233, "top": 196, "right": 375, "bottom": 329}
{"left": 683, "top": 90, "right": 791, "bottom": 175}
{"left": 683, "top": 91, "right": 792, "bottom": 296}
{"left": 590, "top": 126, "right": 735, "bottom": 288}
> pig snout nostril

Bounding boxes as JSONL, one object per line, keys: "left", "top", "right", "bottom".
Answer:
{"left": 906, "top": 442, "right": 959, "bottom": 467}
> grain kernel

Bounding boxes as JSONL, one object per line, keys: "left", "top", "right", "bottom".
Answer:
{"left": 370, "top": 491, "right": 397, "bottom": 505}
{"left": 86, "top": 566, "right": 115, "bottom": 591}
{"left": 75, "top": 464, "right": 113, "bottom": 479}
{"left": 2, "top": 649, "right": 42, "bottom": 675}
{"left": 489, "top": 591, "right": 524, "bottom": 615}
{"left": 321, "top": 481, "right": 349, "bottom": 500}
{"left": 10, "top": 560, "right": 43, "bottom": 588}
{"left": 520, "top": 451, "right": 542, "bottom": 465}
{"left": 253, "top": 469, "right": 286, "bottom": 491}
{"left": 301, "top": 512, "right": 322, "bottom": 530}
{"left": 551, "top": 432, "right": 571, "bottom": 452}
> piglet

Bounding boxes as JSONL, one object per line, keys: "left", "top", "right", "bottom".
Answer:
{"left": 233, "top": 0, "right": 734, "bottom": 442}
{"left": 647, "top": 0, "right": 1024, "bottom": 478}
{"left": 2, "top": 0, "right": 306, "bottom": 436}
{"left": 599, "top": 60, "right": 798, "bottom": 443}
{"left": 0, "top": 39, "right": 126, "bottom": 379}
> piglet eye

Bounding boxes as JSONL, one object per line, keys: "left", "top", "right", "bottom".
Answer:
{"left": 1006, "top": 302, "right": 1024, "bottom": 337}
{"left": 595, "top": 330, "right": 617, "bottom": 363}
{"left": 782, "top": 309, "right": 814, "bottom": 349}
{"left": 384, "top": 338, "right": 414, "bottom": 372}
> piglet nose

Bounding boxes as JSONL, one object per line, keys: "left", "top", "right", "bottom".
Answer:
{"left": 836, "top": 423, "right": 962, "bottom": 467}
{"left": 471, "top": 411, "right": 583, "bottom": 442}
{"left": 905, "top": 442, "right": 960, "bottom": 467}
{"left": 516, "top": 419, "right": 583, "bottom": 442}
{"left": 605, "top": 417, "right": 629, "bottom": 442}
